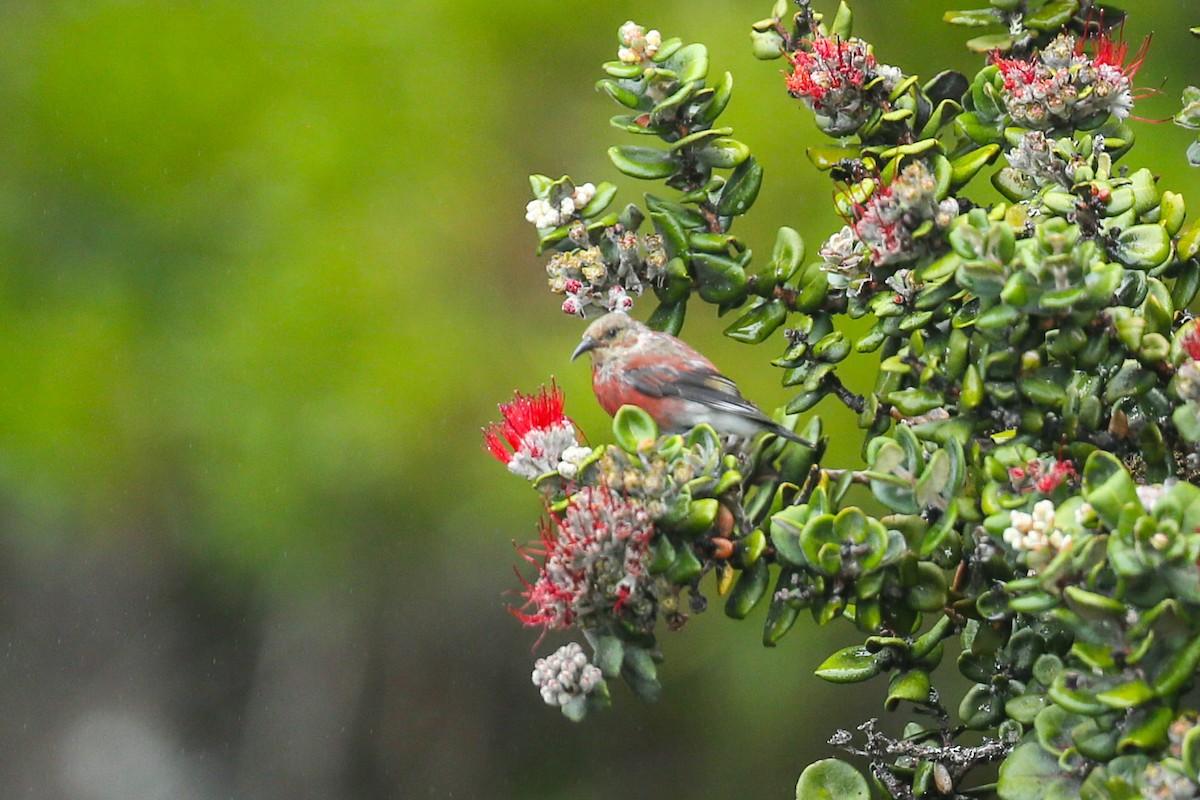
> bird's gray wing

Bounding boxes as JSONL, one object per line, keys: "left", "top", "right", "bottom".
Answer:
{"left": 626, "top": 366, "right": 774, "bottom": 422}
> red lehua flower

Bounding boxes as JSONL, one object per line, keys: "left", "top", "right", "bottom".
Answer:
{"left": 1010, "top": 458, "right": 1076, "bottom": 494}
{"left": 1182, "top": 328, "right": 1200, "bottom": 361}
{"left": 783, "top": 35, "right": 875, "bottom": 104}
{"left": 510, "top": 519, "right": 581, "bottom": 631}
{"left": 991, "top": 53, "right": 1039, "bottom": 91}
{"left": 511, "top": 486, "right": 654, "bottom": 634}
{"left": 1077, "top": 27, "right": 1150, "bottom": 79}
{"left": 483, "top": 382, "right": 570, "bottom": 465}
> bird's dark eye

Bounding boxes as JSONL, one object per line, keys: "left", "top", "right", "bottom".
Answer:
{"left": 604, "top": 327, "right": 618, "bottom": 339}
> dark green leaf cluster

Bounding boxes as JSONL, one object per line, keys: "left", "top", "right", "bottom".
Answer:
{"left": 943, "top": 0, "right": 1123, "bottom": 55}
{"left": 980, "top": 454, "right": 1200, "bottom": 799}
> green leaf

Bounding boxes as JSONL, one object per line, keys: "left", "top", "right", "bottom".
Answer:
{"left": 665, "top": 543, "right": 703, "bottom": 584}
{"left": 998, "top": 742, "right": 1084, "bottom": 800}
{"left": 593, "top": 634, "right": 625, "bottom": 677}
{"left": 696, "top": 136, "right": 750, "bottom": 168}
{"left": 647, "top": 300, "right": 687, "bottom": 335}
{"left": 1183, "top": 726, "right": 1200, "bottom": 781}
{"left": 621, "top": 647, "right": 661, "bottom": 702}
{"left": 676, "top": 498, "right": 719, "bottom": 537}
{"left": 577, "top": 182, "right": 618, "bottom": 218}
{"left": 751, "top": 28, "right": 785, "bottom": 60}
{"left": 830, "top": 1, "right": 853, "bottom": 39}
{"left": 949, "top": 143, "right": 1000, "bottom": 188}
{"left": 915, "top": 448, "right": 951, "bottom": 509}
{"left": 1095, "top": 680, "right": 1154, "bottom": 710}
{"left": 772, "top": 227, "right": 806, "bottom": 278}
{"left": 1023, "top": 0, "right": 1080, "bottom": 31}
{"left": 815, "top": 645, "right": 884, "bottom": 683}
{"left": 1082, "top": 451, "right": 1139, "bottom": 530}
{"left": 724, "top": 299, "right": 787, "bottom": 343}
{"left": 1049, "top": 671, "right": 1108, "bottom": 716}
{"left": 763, "top": 568, "right": 806, "bottom": 645}
{"left": 601, "top": 61, "right": 644, "bottom": 79}
{"left": 725, "top": 558, "right": 770, "bottom": 619}
{"left": 795, "top": 759, "right": 869, "bottom": 800}
{"left": 607, "top": 145, "right": 676, "bottom": 179}
{"left": 696, "top": 71, "right": 734, "bottom": 125}
{"left": 943, "top": 8, "right": 1001, "bottom": 26}
{"left": 770, "top": 509, "right": 810, "bottom": 568}
{"left": 1118, "top": 706, "right": 1172, "bottom": 752}
{"left": 596, "top": 78, "right": 641, "bottom": 109}
{"left": 671, "top": 43, "right": 709, "bottom": 83}
{"left": 966, "top": 32, "right": 1015, "bottom": 53}
{"left": 1174, "top": 403, "right": 1200, "bottom": 443}
{"left": 1114, "top": 224, "right": 1172, "bottom": 268}
{"left": 959, "top": 683, "right": 1005, "bottom": 729}
{"left": 907, "top": 563, "right": 948, "bottom": 612}
{"left": 1153, "top": 632, "right": 1200, "bottom": 697}
{"left": 650, "top": 81, "right": 698, "bottom": 125}
{"left": 612, "top": 405, "right": 659, "bottom": 453}
{"left": 716, "top": 156, "right": 763, "bottom": 216}
{"left": 1063, "top": 586, "right": 1124, "bottom": 619}
{"left": 692, "top": 253, "right": 748, "bottom": 303}
{"left": 885, "top": 669, "right": 931, "bottom": 710}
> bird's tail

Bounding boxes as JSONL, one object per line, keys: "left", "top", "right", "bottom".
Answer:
{"left": 770, "top": 422, "right": 815, "bottom": 448}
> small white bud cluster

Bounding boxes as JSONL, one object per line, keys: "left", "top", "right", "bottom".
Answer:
{"left": 531, "top": 642, "right": 604, "bottom": 707}
{"left": 556, "top": 445, "right": 594, "bottom": 480}
{"left": 818, "top": 225, "right": 868, "bottom": 291}
{"left": 617, "top": 21, "right": 661, "bottom": 64}
{"left": 506, "top": 422, "right": 581, "bottom": 481}
{"left": 1136, "top": 480, "right": 1176, "bottom": 514}
{"left": 525, "top": 183, "right": 597, "bottom": 229}
{"left": 1004, "top": 499, "right": 1071, "bottom": 553}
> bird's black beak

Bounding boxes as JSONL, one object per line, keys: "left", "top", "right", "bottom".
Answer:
{"left": 571, "top": 336, "right": 597, "bottom": 362}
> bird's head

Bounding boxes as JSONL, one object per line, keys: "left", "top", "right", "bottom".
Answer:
{"left": 571, "top": 311, "right": 643, "bottom": 364}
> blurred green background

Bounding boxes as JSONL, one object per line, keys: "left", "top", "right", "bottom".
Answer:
{"left": 0, "top": 1, "right": 1196, "bottom": 798}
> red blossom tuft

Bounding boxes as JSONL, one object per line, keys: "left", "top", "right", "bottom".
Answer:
{"left": 1182, "top": 328, "right": 1200, "bottom": 361}
{"left": 1011, "top": 458, "right": 1077, "bottom": 494}
{"left": 483, "top": 382, "right": 570, "bottom": 465}
{"left": 991, "top": 53, "right": 1038, "bottom": 91}
{"left": 1078, "top": 28, "right": 1150, "bottom": 79}
{"left": 784, "top": 36, "right": 875, "bottom": 105}
{"left": 511, "top": 486, "right": 654, "bottom": 634}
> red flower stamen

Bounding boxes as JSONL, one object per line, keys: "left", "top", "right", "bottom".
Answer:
{"left": 1012, "top": 458, "right": 1076, "bottom": 494}
{"left": 991, "top": 53, "right": 1039, "bottom": 91}
{"left": 483, "top": 382, "right": 571, "bottom": 465}
{"left": 1078, "top": 27, "right": 1150, "bottom": 79}
{"left": 783, "top": 36, "right": 875, "bottom": 105}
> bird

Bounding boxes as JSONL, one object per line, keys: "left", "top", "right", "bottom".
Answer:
{"left": 571, "top": 311, "right": 811, "bottom": 446}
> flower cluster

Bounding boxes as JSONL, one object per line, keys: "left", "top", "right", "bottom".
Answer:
{"left": 531, "top": 642, "right": 606, "bottom": 708}
{"left": 1008, "top": 457, "right": 1077, "bottom": 495}
{"left": 546, "top": 228, "right": 667, "bottom": 317}
{"left": 1003, "top": 499, "right": 1070, "bottom": 554}
{"left": 851, "top": 160, "right": 958, "bottom": 268}
{"left": 483, "top": 384, "right": 590, "bottom": 481}
{"left": 1004, "top": 130, "right": 1075, "bottom": 189}
{"left": 818, "top": 225, "right": 869, "bottom": 291}
{"left": 1177, "top": 328, "right": 1200, "bottom": 404}
{"left": 992, "top": 32, "right": 1145, "bottom": 130}
{"left": 617, "top": 21, "right": 662, "bottom": 65}
{"left": 525, "top": 182, "right": 598, "bottom": 230}
{"left": 514, "top": 486, "right": 656, "bottom": 633}
{"left": 784, "top": 36, "right": 901, "bottom": 135}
